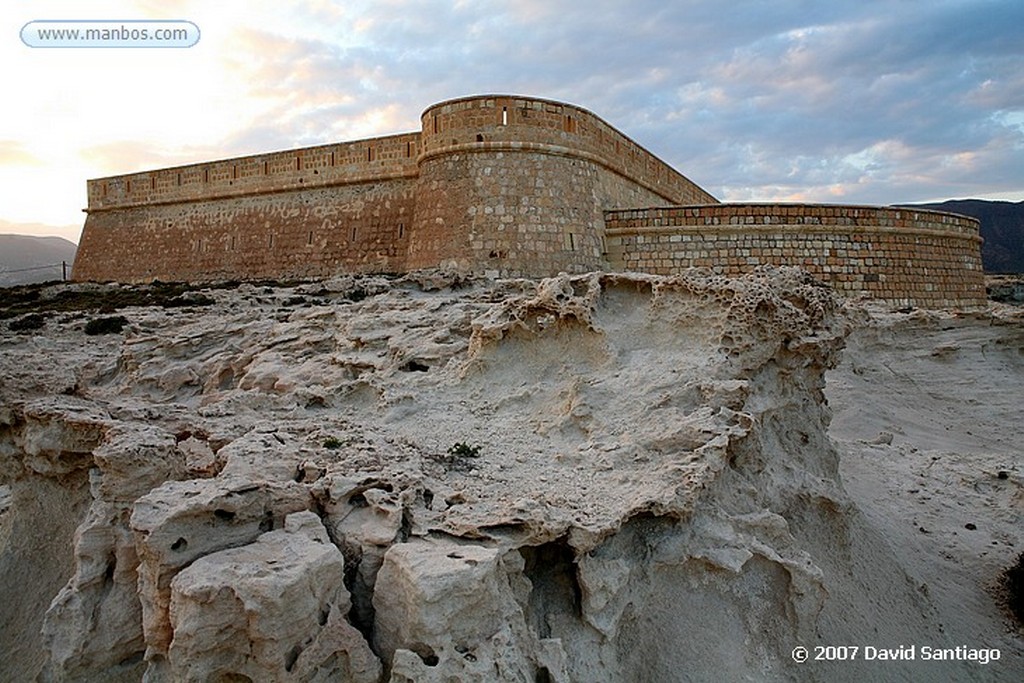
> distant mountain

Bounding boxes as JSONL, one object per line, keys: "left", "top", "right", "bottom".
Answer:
{"left": 0, "top": 234, "right": 77, "bottom": 286}
{"left": 897, "top": 199, "right": 1024, "bottom": 273}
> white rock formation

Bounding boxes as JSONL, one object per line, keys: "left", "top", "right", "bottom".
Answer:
{"left": 0, "top": 268, "right": 1020, "bottom": 682}
{"left": 163, "top": 510, "right": 379, "bottom": 683}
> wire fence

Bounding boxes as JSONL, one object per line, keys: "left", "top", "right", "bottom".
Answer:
{"left": 1, "top": 261, "right": 70, "bottom": 279}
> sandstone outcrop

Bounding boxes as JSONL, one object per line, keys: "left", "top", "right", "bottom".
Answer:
{"left": 1, "top": 268, "right": 1019, "bottom": 681}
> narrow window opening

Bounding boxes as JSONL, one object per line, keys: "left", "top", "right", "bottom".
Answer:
{"left": 501, "top": 107, "right": 508, "bottom": 126}
{"left": 330, "top": 151, "right": 336, "bottom": 166}
{"left": 351, "top": 227, "right": 357, "bottom": 241}
{"left": 126, "top": 179, "right": 131, "bottom": 193}
{"left": 433, "top": 115, "right": 439, "bottom": 134}
{"left": 230, "top": 235, "right": 236, "bottom": 250}
{"left": 569, "top": 233, "right": 576, "bottom": 251}
{"left": 269, "top": 234, "right": 274, "bottom": 248}
{"left": 263, "top": 160, "right": 269, "bottom": 175}
{"left": 398, "top": 222, "right": 404, "bottom": 238}
{"left": 177, "top": 173, "right": 182, "bottom": 186}
{"left": 406, "top": 141, "right": 412, "bottom": 157}
{"left": 476, "top": 134, "right": 484, "bottom": 142}
{"left": 367, "top": 147, "right": 373, "bottom": 162}
{"left": 197, "top": 238, "right": 202, "bottom": 252}
{"left": 296, "top": 155, "right": 301, "bottom": 171}
{"left": 203, "top": 169, "right": 209, "bottom": 183}
{"left": 232, "top": 165, "right": 238, "bottom": 179}
{"left": 307, "top": 231, "right": 313, "bottom": 246}
{"left": 102, "top": 182, "right": 108, "bottom": 197}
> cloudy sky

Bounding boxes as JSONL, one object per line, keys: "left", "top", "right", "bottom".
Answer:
{"left": 3, "top": 0, "right": 1022, "bottom": 243}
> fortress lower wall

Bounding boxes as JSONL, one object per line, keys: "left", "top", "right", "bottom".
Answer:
{"left": 605, "top": 204, "right": 986, "bottom": 308}
{"left": 75, "top": 131, "right": 422, "bottom": 283}
{"left": 407, "top": 151, "right": 676, "bottom": 277}
{"left": 73, "top": 179, "right": 415, "bottom": 283}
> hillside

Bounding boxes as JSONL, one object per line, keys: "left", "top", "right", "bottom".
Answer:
{"left": 899, "top": 200, "right": 1024, "bottom": 273}
{"left": 0, "top": 235, "right": 76, "bottom": 286}
{"left": 1, "top": 270, "right": 1021, "bottom": 682}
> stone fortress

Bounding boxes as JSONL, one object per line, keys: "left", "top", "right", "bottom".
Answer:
{"left": 72, "top": 94, "right": 986, "bottom": 307}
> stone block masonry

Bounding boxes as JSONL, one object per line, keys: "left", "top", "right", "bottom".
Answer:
{"left": 72, "top": 94, "right": 984, "bottom": 308}
{"left": 605, "top": 205, "right": 985, "bottom": 308}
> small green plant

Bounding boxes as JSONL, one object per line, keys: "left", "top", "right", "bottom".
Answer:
{"left": 447, "top": 442, "right": 481, "bottom": 459}
{"left": 322, "top": 436, "right": 343, "bottom": 450}
{"left": 84, "top": 315, "right": 128, "bottom": 335}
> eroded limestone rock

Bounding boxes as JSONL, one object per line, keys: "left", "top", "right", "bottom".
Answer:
{"left": 2, "top": 269, "right": 1011, "bottom": 682}
{"left": 162, "top": 511, "right": 379, "bottom": 683}
{"left": 373, "top": 539, "right": 567, "bottom": 682}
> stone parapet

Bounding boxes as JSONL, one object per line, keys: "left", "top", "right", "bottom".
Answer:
{"left": 85, "top": 133, "right": 421, "bottom": 212}
{"left": 418, "top": 95, "right": 716, "bottom": 206}
{"left": 605, "top": 204, "right": 985, "bottom": 308}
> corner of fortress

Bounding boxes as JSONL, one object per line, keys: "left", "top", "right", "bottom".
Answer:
{"left": 72, "top": 94, "right": 986, "bottom": 308}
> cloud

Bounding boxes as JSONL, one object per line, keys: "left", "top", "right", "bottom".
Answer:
{"left": 0, "top": 141, "right": 42, "bottom": 167}
{"left": 78, "top": 140, "right": 231, "bottom": 175}
{"left": 118, "top": 0, "right": 1024, "bottom": 204}
{"left": 10, "top": 0, "right": 1021, "bottom": 234}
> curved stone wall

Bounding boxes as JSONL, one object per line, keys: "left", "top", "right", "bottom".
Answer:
{"left": 605, "top": 204, "right": 985, "bottom": 307}
{"left": 407, "top": 95, "right": 716, "bottom": 276}
{"left": 416, "top": 95, "right": 715, "bottom": 205}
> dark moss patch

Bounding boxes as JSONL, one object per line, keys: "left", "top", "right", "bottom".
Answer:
{"left": 0, "top": 280, "right": 224, "bottom": 320}
{"left": 84, "top": 316, "right": 128, "bottom": 335}
{"left": 8, "top": 312, "right": 47, "bottom": 332}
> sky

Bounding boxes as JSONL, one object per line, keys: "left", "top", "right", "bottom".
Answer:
{"left": 2, "top": 0, "right": 1022, "bottom": 244}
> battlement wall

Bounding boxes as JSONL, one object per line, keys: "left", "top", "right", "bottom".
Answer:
{"left": 605, "top": 204, "right": 986, "bottom": 307}
{"left": 418, "top": 95, "right": 716, "bottom": 206}
{"left": 86, "top": 132, "right": 422, "bottom": 211}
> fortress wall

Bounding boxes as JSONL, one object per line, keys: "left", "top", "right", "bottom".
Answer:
{"left": 409, "top": 153, "right": 606, "bottom": 276}
{"left": 417, "top": 95, "right": 716, "bottom": 205}
{"left": 407, "top": 95, "right": 704, "bottom": 276}
{"left": 73, "top": 180, "right": 415, "bottom": 283}
{"left": 70, "top": 95, "right": 985, "bottom": 308}
{"left": 75, "top": 133, "right": 421, "bottom": 282}
{"left": 85, "top": 132, "right": 421, "bottom": 211}
{"left": 605, "top": 205, "right": 986, "bottom": 308}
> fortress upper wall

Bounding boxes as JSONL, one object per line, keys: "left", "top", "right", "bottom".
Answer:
{"left": 85, "top": 132, "right": 422, "bottom": 211}
{"left": 419, "top": 95, "right": 716, "bottom": 206}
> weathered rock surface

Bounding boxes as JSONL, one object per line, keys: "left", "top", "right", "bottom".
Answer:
{"left": 161, "top": 510, "right": 379, "bottom": 683}
{"left": 0, "top": 268, "right": 1020, "bottom": 682}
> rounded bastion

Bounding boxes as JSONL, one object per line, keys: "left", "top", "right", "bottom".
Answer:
{"left": 406, "top": 95, "right": 715, "bottom": 276}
